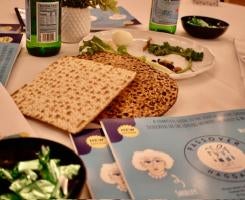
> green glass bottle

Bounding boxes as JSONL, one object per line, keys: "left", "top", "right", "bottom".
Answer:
{"left": 149, "top": 0, "right": 180, "bottom": 34}
{"left": 25, "top": 0, "right": 61, "bottom": 57}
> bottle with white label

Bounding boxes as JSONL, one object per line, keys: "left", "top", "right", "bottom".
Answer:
{"left": 149, "top": 0, "right": 180, "bottom": 34}
{"left": 25, "top": 0, "right": 61, "bottom": 57}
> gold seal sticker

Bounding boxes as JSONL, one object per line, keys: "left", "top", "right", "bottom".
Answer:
{"left": 0, "top": 36, "right": 13, "bottom": 43}
{"left": 86, "top": 135, "right": 108, "bottom": 148}
{"left": 117, "top": 125, "right": 139, "bottom": 138}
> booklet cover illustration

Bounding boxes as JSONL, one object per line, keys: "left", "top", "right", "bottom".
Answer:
{"left": 91, "top": 6, "right": 141, "bottom": 30}
{"left": 101, "top": 109, "right": 245, "bottom": 199}
{"left": 70, "top": 128, "right": 130, "bottom": 199}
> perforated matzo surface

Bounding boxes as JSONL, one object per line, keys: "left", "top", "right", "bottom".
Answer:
{"left": 77, "top": 52, "right": 178, "bottom": 120}
{"left": 12, "top": 56, "right": 136, "bottom": 133}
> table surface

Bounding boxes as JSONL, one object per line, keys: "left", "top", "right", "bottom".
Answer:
{"left": 1, "top": 0, "right": 245, "bottom": 198}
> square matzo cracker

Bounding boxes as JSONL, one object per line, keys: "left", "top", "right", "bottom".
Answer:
{"left": 12, "top": 56, "right": 136, "bottom": 133}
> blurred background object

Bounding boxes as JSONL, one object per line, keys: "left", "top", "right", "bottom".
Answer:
{"left": 194, "top": 0, "right": 245, "bottom": 6}
{"left": 193, "top": 0, "right": 219, "bottom": 6}
{"left": 223, "top": 0, "right": 245, "bottom": 6}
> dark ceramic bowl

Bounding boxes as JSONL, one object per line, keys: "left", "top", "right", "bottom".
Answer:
{"left": 0, "top": 137, "right": 86, "bottom": 198}
{"left": 181, "top": 15, "right": 229, "bottom": 39}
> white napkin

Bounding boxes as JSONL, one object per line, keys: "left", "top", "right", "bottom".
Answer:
{"left": 234, "top": 38, "right": 245, "bottom": 87}
{"left": 0, "top": 83, "right": 35, "bottom": 138}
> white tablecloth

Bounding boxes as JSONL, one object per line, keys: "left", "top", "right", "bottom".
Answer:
{"left": 1, "top": 0, "right": 245, "bottom": 198}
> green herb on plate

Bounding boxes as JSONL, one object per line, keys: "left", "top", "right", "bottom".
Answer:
{"left": 79, "top": 36, "right": 129, "bottom": 56}
{"left": 117, "top": 45, "right": 128, "bottom": 55}
{"left": 145, "top": 40, "right": 204, "bottom": 61}
{"left": 79, "top": 36, "right": 116, "bottom": 55}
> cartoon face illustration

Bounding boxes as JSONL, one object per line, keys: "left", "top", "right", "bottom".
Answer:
{"left": 100, "top": 162, "right": 127, "bottom": 192}
{"left": 132, "top": 149, "right": 174, "bottom": 179}
{"left": 142, "top": 156, "right": 167, "bottom": 176}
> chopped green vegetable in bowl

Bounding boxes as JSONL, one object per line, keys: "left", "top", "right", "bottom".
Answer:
{"left": 181, "top": 15, "right": 229, "bottom": 39}
{"left": 187, "top": 17, "right": 217, "bottom": 28}
{"left": 0, "top": 137, "right": 86, "bottom": 200}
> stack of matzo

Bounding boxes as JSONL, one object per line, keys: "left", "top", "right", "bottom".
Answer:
{"left": 77, "top": 52, "right": 178, "bottom": 120}
{"left": 11, "top": 56, "right": 136, "bottom": 133}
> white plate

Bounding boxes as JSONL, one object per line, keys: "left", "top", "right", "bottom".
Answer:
{"left": 82, "top": 29, "right": 215, "bottom": 79}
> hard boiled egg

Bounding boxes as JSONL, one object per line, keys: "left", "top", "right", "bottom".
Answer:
{"left": 112, "top": 30, "right": 133, "bottom": 46}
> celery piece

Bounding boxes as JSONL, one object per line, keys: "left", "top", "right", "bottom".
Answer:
{"left": 18, "top": 180, "right": 55, "bottom": 200}
{"left": 188, "top": 17, "right": 209, "bottom": 27}
{"left": 187, "top": 17, "right": 217, "bottom": 28}
{"left": 0, "top": 168, "right": 13, "bottom": 182}
{"left": 0, "top": 193, "right": 20, "bottom": 200}
{"left": 0, "top": 145, "right": 81, "bottom": 199}
{"left": 17, "top": 160, "right": 40, "bottom": 172}
{"left": 58, "top": 175, "right": 68, "bottom": 197}
{"left": 9, "top": 178, "right": 33, "bottom": 193}
{"left": 59, "top": 164, "right": 80, "bottom": 179}
{"left": 24, "top": 170, "right": 38, "bottom": 181}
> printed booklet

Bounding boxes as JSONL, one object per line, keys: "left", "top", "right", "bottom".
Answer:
{"left": 0, "top": 33, "right": 23, "bottom": 85}
{"left": 101, "top": 109, "right": 245, "bottom": 199}
{"left": 70, "top": 128, "right": 130, "bottom": 199}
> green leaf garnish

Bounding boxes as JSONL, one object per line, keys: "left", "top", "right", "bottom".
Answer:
{"left": 146, "top": 41, "right": 204, "bottom": 61}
